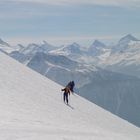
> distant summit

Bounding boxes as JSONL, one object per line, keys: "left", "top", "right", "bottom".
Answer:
{"left": 88, "top": 40, "right": 106, "bottom": 56}
{"left": 0, "top": 38, "right": 10, "bottom": 46}
{"left": 91, "top": 40, "right": 106, "bottom": 48}
{"left": 62, "top": 42, "right": 82, "bottom": 54}
{"left": 118, "top": 34, "right": 139, "bottom": 45}
{"left": 110, "top": 34, "right": 140, "bottom": 53}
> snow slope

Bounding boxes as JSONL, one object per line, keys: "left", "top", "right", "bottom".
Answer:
{"left": 7, "top": 35, "right": 140, "bottom": 127}
{"left": 22, "top": 51, "right": 140, "bottom": 127}
{"left": 0, "top": 53, "right": 140, "bottom": 139}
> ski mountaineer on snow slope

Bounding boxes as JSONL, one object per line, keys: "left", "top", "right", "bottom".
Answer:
{"left": 61, "top": 86, "right": 71, "bottom": 105}
{"left": 61, "top": 81, "right": 75, "bottom": 105}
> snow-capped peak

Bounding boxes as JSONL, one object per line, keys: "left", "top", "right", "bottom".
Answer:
{"left": 111, "top": 34, "right": 140, "bottom": 53}
{"left": 0, "top": 38, "right": 10, "bottom": 46}
{"left": 21, "top": 43, "right": 39, "bottom": 55}
{"left": 91, "top": 40, "right": 106, "bottom": 48}
{"left": 65, "top": 42, "right": 81, "bottom": 50}
{"left": 87, "top": 40, "right": 107, "bottom": 56}
{"left": 118, "top": 34, "right": 139, "bottom": 45}
{"left": 42, "top": 40, "right": 54, "bottom": 47}
{"left": 71, "top": 42, "right": 81, "bottom": 47}
{"left": 40, "top": 40, "right": 57, "bottom": 51}
{"left": 60, "top": 42, "right": 82, "bottom": 54}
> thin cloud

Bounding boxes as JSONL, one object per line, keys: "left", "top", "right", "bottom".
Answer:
{"left": 5, "top": 0, "right": 140, "bottom": 7}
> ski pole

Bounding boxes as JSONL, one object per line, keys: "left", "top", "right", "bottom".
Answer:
{"left": 61, "top": 90, "right": 63, "bottom": 102}
{"left": 69, "top": 94, "right": 71, "bottom": 104}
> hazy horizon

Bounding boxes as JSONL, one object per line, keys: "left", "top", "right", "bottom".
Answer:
{"left": 0, "top": 0, "right": 140, "bottom": 46}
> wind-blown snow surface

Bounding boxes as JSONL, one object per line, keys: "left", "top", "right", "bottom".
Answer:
{"left": 0, "top": 53, "right": 140, "bottom": 140}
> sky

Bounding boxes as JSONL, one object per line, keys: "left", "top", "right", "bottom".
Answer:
{"left": 0, "top": 0, "right": 140, "bottom": 46}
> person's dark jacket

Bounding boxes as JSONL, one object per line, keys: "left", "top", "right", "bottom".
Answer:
{"left": 61, "top": 87, "right": 70, "bottom": 95}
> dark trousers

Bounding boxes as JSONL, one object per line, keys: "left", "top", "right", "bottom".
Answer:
{"left": 63, "top": 93, "right": 68, "bottom": 104}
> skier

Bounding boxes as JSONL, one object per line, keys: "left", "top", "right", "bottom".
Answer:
{"left": 67, "top": 81, "right": 75, "bottom": 93}
{"left": 61, "top": 86, "right": 71, "bottom": 105}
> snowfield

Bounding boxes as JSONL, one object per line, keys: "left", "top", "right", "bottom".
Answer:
{"left": 0, "top": 52, "right": 140, "bottom": 140}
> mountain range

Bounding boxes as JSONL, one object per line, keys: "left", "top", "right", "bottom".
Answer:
{"left": 0, "top": 34, "right": 140, "bottom": 127}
